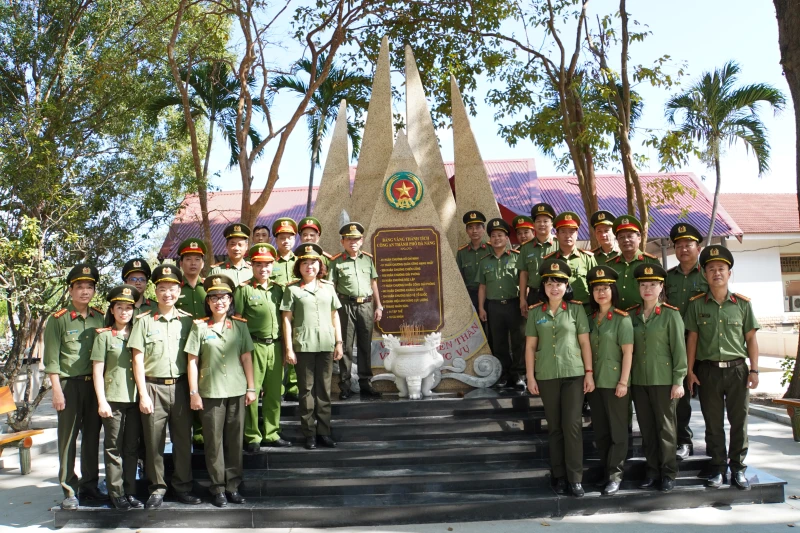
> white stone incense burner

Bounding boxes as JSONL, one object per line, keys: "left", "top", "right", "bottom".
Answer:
{"left": 382, "top": 332, "right": 444, "bottom": 399}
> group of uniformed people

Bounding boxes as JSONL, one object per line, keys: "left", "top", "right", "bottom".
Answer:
{"left": 456, "top": 205, "right": 760, "bottom": 498}
{"left": 44, "top": 216, "right": 383, "bottom": 510}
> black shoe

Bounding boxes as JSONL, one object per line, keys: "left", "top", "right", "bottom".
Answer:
{"left": 110, "top": 496, "right": 131, "bottom": 510}
{"left": 212, "top": 493, "right": 227, "bottom": 508}
{"left": 61, "top": 496, "right": 79, "bottom": 510}
{"left": 706, "top": 473, "right": 724, "bottom": 488}
{"left": 602, "top": 481, "right": 620, "bottom": 496}
{"left": 638, "top": 477, "right": 658, "bottom": 489}
{"left": 660, "top": 477, "right": 675, "bottom": 493}
{"left": 245, "top": 442, "right": 261, "bottom": 453}
{"left": 582, "top": 399, "right": 591, "bottom": 416}
{"left": 283, "top": 392, "right": 299, "bottom": 402}
{"left": 339, "top": 387, "right": 352, "bottom": 400}
{"left": 732, "top": 471, "right": 751, "bottom": 491}
{"left": 126, "top": 495, "right": 143, "bottom": 509}
{"left": 79, "top": 486, "right": 109, "bottom": 501}
{"left": 360, "top": 385, "right": 382, "bottom": 398}
{"left": 676, "top": 444, "right": 691, "bottom": 460}
{"left": 145, "top": 494, "right": 163, "bottom": 509}
{"left": 570, "top": 483, "right": 585, "bottom": 498}
{"left": 175, "top": 491, "right": 201, "bottom": 505}
{"left": 553, "top": 477, "right": 568, "bottom": 495}
{"left": 226, "top": 491, "right": 246, "bottom": 504}
{"left": 514, "top": 376, "right": 527, "bottom": 390}
{"left": 317, "top": 435, "right": 337, "bottom": 448}
{"left": 494, "top": 376, "right": 508, "bottom": 388}
{"left": 304, "top": 437, "right": 317, "bottom": 450}
{"left": 263, "top": 438, "right": 292, "bottom": 448}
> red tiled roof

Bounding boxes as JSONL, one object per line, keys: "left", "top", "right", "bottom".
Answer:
{"left": 720, "top": 193, "right": 800, "bottom": 234}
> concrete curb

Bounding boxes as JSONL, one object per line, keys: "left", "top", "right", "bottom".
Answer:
{"left": 749, "top": 404, "right": 792, "bottom": 426}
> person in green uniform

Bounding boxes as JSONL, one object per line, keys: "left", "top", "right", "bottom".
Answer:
{"left": 586, "top": 265, "right": 633, "bottom": 496}
{"left": 253, "top": 225, "right": 270, "bottom": 244}
{"left": 590, "top": 210, "right": 619, "bottom": 264}
{"left": 477, "top": 218, "right": 525, "bottom": 389}
{"left": 129, "top": 264, "right": 200, "bottom": 509}
{"left": 665, "top": 222, "right": 708, "bottom": 460}
{"left": 298, "top": 216, "right": 335, "bottom": 267}
{"left": 91, "top": 284, "right": 143, "bottom": 510}
{"left": 525, "top": 258, "right": 594, "bottom": 498}
{"left": 122, "top": 258, "right": 155, "bottom": 316}
{"left": 607, "top": 215, "right": 661, "bottom": 310}
{"left": 457, "top": 210, "right": 489, "bottom": 314}
{"left": 210, "top": 223, "right": 253, "bottom": 286}
{"left": 176, "top": 238, "right": 208, "bottom": 319}
{"left": 512, "top": 215, "right": 535, "bottom": 248}
{"left": 518, "top": 202, "right": 558, "bottom": 315}
{"left": 543, "top": 211, "right": 597, "bottom": 312}
{"left": 328, "top": 222, "right": 383, "bottom": 399}
{"left": 628, "top": 263, "right": 687, "bottom": 493}
{"left": 235, "top": 243, "right": 291, "bottom": 450}
{"left": 44, "top": 264, "right": 107, "bottom": 510}
{"left": 271, "top": 217, "right": 300, "bottom": 401}
{"left": 281, "top": 243, "right": 344, "bottom": 450}
{"left": 186, "top": 275, "right": 257, "bottom": 508}
{"left": 685, "top": 245, "right": 759, "bottom": 490}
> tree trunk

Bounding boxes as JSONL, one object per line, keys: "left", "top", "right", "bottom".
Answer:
{"left": 200, "top": 118, "right": 215, "bottom": 267}
{"left": 706, "top": 155, "right": 722, "bottom": 246}
{"left": 307, "top": 131, "right": 321, "bottom": 216}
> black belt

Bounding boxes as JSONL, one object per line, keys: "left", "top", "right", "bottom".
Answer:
{"left": 62, "top": 375, "right": 92, "bottom": 382}
{"left": 252, "top": 336, "right": 276, "bottom": 345}
{"left": 487, "top": 299, "right": 514, "bottom": 305}
{"left": 145, "top": 375, "right": 186, "bottom": 385}
{"left": 698, "top": 358, "right": 746, "bottom": 369}
{"left": 338, "top": 294, "right": 373, "bottom": 304}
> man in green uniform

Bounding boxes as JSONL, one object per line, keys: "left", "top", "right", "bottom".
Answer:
{"left": 457, "top": 210, "right": 489, "bottom": 313}
{"left": 606, "top": 215, "right": 661, "bottom": 310}
{"left": 590, "top": 210, "right": 619, "bottom": 263}
{"left": 234, "top": 243, "right": 291, "bottom": 450}
{"left": 210, "top": 223, "right": 253, "bottom": 286}
{"left": 270, "top": 217, "right": 299, "bottom": 286}
{"left": 477, "top": 218, "right": 524, "bottom": 389}
{"left": 512, "top": 215, "right": 535, "bottom": 248}
{"left": 253, "top": 225, "right": 270, "bottom": 244}
{"left": 298, "top": 216, "right": 335, "bottom": 267}
{"left": 129, "top": 264, "right": 200, "bottom": 508}
{"left": 542, "top": 211, "right": 597, "bottom": 312}
{"left": 44, "top": 264, "right": 107, "bottom": 510}
{"left": 122, "top": 258, "right": 156, "bottom": 316}
{"left": 665, "top": 222, "right": 708, "bottom": 460}
{"left": 685, "top": 245, "right": 759, "bottom": 490}
{"left": 328, "top": 222, "right": 383, "bottom": 399}
{"left": 518, "top": 202, "right": 558, "bottom": 315}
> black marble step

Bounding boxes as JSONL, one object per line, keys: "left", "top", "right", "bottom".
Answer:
{"left": 53, "top": 466, "right": 786, "bottom": 529}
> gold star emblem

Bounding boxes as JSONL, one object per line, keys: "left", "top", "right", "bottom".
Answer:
{"left": 234, "top": 225, "right": 241, "bottom": 232}
{"left": 190, "top": 242, "right": 198, "bottom": 249}
{"left": 551, "top": 263, "right": 559, "bottom": 271}
{"left": 537, "top": 206, "right": 545, "bottom": 212}
{"left": 469, "top": 213, "right": 476, "bottom": 219}
{"left": 163, "top": 267, "right": 172, "bottom": 275}
{"left": 598, "top": 213, "right": 605, "bottom": 220}
{"left": 565, "top": 214, "right": 572, "bottom": 221}
{"left": 644, "top": 267, "right": 653, "bottom": 275}
{"left": 305, "top": 245, "right": 313, "bottom": 253}
{"left": 395, "top": 182, "right": 413, "bottom": 199}
{"left": 281, "top": 220, "right": 289, "bottom": 227}
{"left": 710, "top": 248, "right": 719, "bottom": 256}
{"left": 678, "top": 225, "right": 686, "bottom": 233}
{"left": 596, "top": 269, "right": 605, "bottom": 277}
{"left": 212, "top": 277, "right": 221, "bottom": 285}
{"left": 82, "top": 267, "right": 90, "bottom": 274}
{"left": 122, "top": 288, "right": 132, "bottom": 296}
{"left": 259, "top": 247, "right": 267, "bottom": 254}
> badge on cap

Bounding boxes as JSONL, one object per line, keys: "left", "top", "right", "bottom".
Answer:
{"left": 644, "top": 267, "right": 653, "bottom": 275}
{"left": 596, "top": 269, "right": 605, "bottom": 277}
{"left": 710, "top": 248, "right": 719, "bottom": 256}
{"left": 305, "top": 245, "right": 313, "bottom": 253}
{"left": 678, "top": 225, "right": 686, "bottom": 234}
{"left": 234, "top": 225, "right": 241, "bottom": 232}
{"left": 122, "top": 288, "right": 132, "bottom": 296}
{"left": 190, "top": 242, "right": 198, "bottom": 249}
{"left": 537, "top": 206, "right": 545, "bottom": 212}
{"left": 564, "top": 214, "right": 572, "bottom": 221}
{"left": 82, "top": 267, "right": 90, "bottom": 274}
{"left": 212, "top": 277, "right": 221, "bottom": 285}
{"left": 259, "top": 247, "right": 267, "bottom": 254}
{"left": 469, "top": 213, "right": 476, "bottom": 219}
{"left": 163, "top": 267, "right": 172, "bottom": 275}
{"left": 133, "top": 260, "right": 141, "bottom": 268}
{"left": 350, "top": 225, "right": 356, "bottom": 232}
{"left": 281, "top": 221, "right": 289, "bottom": 227}
{"left": 551, "top": 262, "right": 560, "bottom": 271}
{"left": 621, "top": 218, "right": 629, "bottom": 225}
{"left": 493, "top": 221, "right": 499, "bottom": 227}
{"left": 597, "top": 213, "right": 605, "bottom": 221}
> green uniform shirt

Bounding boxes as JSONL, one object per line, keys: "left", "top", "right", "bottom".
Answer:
{"left": 176, "top": 278, "right": 207, "bottom": 319}
{"left": 519, "top": 236, "right": 557, "bottom": 289}
{"left": 280, "top": 279, "right": 342, "bottom": 352}
{"left": 629, "top": 303, "right": 688, "bottom": 386}
{"left": 456, "top": 241, "right": 488, "bottom": 290}
{"left": 328, "top": 251, "right": 378, "bottom": 297}
{"left": 543, "top": 248, "right": 597, "bottom": 304}
{"left": 684, "top": 291, "right": 760, "bottom": 362}
{"left": 526, "top": 300, "right": 589, "bottom": 380}
{"left": 591, "top": 246, "right": 620, "bottom": 264}
{"left": 134, "top": 298, "right": 157, "bottom": 318}
{"left": 44, "top": 303, "right": 105, "bottom": 377}
{"left": 128, "top": 308, "right": 194, "bottom": 377}
{"left": 606, "top": 252, "right": 661, "bottom": 310}
{"left": 210, "top": 260, "right": 253, "bottom": 286}
{"left": 589, "top": 307, "right": 634, "bottom": 388}
{"left": 234, "top": 279, "right": 283, "bottom": 339}
{"left": 270, "top": 252, "right": 297, "bottom": 286}
{"left": 475, "top": 249, "right": 521, "bottom": 300}
{"left": 185, "top": 317, "right": 254, "bottom": 398}
{"left": 91, "top": 329, "right": 137, "bottom": 403}
{"left": 665, "top": 263, "right": 708, "bottom": 318}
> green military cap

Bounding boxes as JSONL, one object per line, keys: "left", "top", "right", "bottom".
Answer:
{"left": 554, "top": 211, "right": 581, "bottom": 230}
{"left": 591, "top": 210, "right": 615, "bottom": 227}
{"left": 531, "top": 202, "right": 556, "bottom": 219}
{"left": 339, "top": 222, "right": 365, "bottom": 238}
{"left": 67, "top": 263, "right": 99, "bottom": 285}
{"left": 462, "top": 210, "right": 487, "bottom": 225}
{"left": 670, "top": 222, "right": 703, "bottom": 244}
{"left": 177, "top": 237, "right": 207, "bottom": 256}
{"left": 203, "top": 274, "right": 235, "bottom": 294}
{"left": 121, "top": 258, "right": 151, "bottom": 280}
{"left": 613, "top": 215, "right": 643, "bottom": 235}
{"left": 486, "top": 218, "right": 511, "bottom": 234}
{"left": 295, "top": 242, "right": 324, "bottom": 259}
{"left": 512, "top": 215, "right": 535, "bottom": 231}
{"left": 224, "top": 223, "right": 251, "bottom": 240}
{"left": 539, "top": 258, "right": 572, "bottom": 279}
{"left": 249, "top": 243, "right": 278, "bottom": 263}
{"left": 699, "top": 244, "right": 734, "bottom": 268}
{"left": 273, "top": 217, "right": 298, "bottom": 236}
{"left": 151, "top": 263, "right": 183, "bottom": 285}
{"left": 633, "top": 263, "right": 668, "bottom": 282}
{"left": 298, "top": 216, "right": 322, "bottom": 234}
{"left": 587, "top": 265, "right": 619, "bottom": 285}
{"left": 107, "top": 284, "right": 141, "bottom": 305}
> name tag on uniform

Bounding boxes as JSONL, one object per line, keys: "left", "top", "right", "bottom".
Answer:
{"left": 147, "top": 329, "right": 160, "bottom": 336}
{"left": 536, "top": 318, "right": 547, "bottom": 324}
{"left": 178, "top": 294, "right": 186, "bottom": 299}
{"left": 205, "top": 334, "right": 216, "bottom": 340}
{"left": 699, "top": 313, "right": 711, "bottom": 318}
{"left": 66, "top": 329, "right": 78, "bottom": 335}
{"left": 249, "top": 295, "right": 261, "bottom": 300}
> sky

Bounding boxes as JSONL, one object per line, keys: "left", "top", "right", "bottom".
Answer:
{"left": 206, "top": 0, "right": 796, "bottom": 198}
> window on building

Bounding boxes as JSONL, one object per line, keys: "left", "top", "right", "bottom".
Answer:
{"left": 781, "top": 255, "right": 800, "bottom": 311}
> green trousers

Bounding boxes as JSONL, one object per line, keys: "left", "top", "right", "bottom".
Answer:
{"left": 632, "top": 384, "right": 677, "bottom": 480}
{"left": 696, "top": 362, "right": 750, "bottom": 474}
{"left": 101, "top": 401, "right": 141, "bottom": 497}
{"left": 201, "top": 395, "right": 245, "bottom": 495}
{"left": 538, "top": 376, "right": 584, "bottom": 483}
{"left": 282, "top": 364, "right": 299, "bottom": 396}
{"left": 486, "top": 299, "right": 525, "bottom": 378}
{"left": 337, "top": 300, "right": 375, "bottom": 391}
{"left": 296, "top": 351, "right": 333, "bottom": 438}
{"left": 588, "top": 387, "right": 629, "bottom": 483}
{"left": 245, "top": 341, "right": 283, "bottom": 444}
{"left": 56, "top": 378, "right": 101, "bottom": 498}
{"left": 141, "top": 378, "right": 193, "bottom": 496}
{"left": 192, "top": 411, "right": 204, "bottom": 445}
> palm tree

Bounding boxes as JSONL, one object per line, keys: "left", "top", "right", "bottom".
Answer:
{"left": 272, "top": 54, "right": 371, "bottom": 215}
{"left": 666, "top": 61, "right": 786, "bottom": 245}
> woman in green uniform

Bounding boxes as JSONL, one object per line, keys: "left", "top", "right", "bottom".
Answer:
{"left": 525, "top": 258, "right": 594, "bottom": 498}
{"left": 91, "top": 284, "right": 143, "bottom": 510}
{"left": 586, "top": 266, "right": 633, "bottom": 496}
{"left": 186, "top": 275, "right": 257, "bottom": 508}
{"left": 629, "top": 263, "right": 687, "bottom": 493}
{"left": 281, "top": 243, "right": 344, "bottom": 450}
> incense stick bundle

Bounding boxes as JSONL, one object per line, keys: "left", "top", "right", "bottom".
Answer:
{"left": 399, "top": 323, "right": 423, "bottom": 346}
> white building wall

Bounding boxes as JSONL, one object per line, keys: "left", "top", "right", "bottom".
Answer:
{"left": 726, "top": 237, "right": 784, "bottom": 317}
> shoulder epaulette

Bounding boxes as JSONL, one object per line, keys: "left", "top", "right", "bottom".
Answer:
{"left": 642, "top": 252, "right": 658, "bottom": 259}
{"left": 613, "top": 308, "right": 629, "bottom": 317}
{"left": 240, "top": 279, "right": 252, "bottom": 286}
{"left": 509, "top": 248, "right": 520, "bottom": 254}
{"left": 91, "top": 306, "right": 104, "bottom": 315}
{"left": 331, "top": 252, "right": 343, "bottom": 261}
{"left": 591, "top": 247, "right": 601, "bottom": 254}
{"left": 569, "top": 300, "right": 584, "bottom": 305}
{"left": 579, "top": 249, "right": 594, "bottom": 255}
{"left": 543, "top": 251, "right": 557, "bottom": 259}
{"left": 626, "top": 304, "right": 640, "bottom": 312}
{"left": 361, "top": 251, "right": 373, "bottom": 258}
{"left": 176, "top": 309, "right": 192, "bottom": 317}
{"left": 661, "top": 303, "right": 679, "bottom": 311}
{"left": 322, "top": 251, "right": 333, "bottom": 259}
{"left": 458, "top": 243, "right": 469, "bottom": 251}
{"left": 211, "top": 261, "right": 223, "bottom": 268}
{"left": 689, "top": 293, "right": 706, "bottom": 302}
{"left": 528, "top": 302, "right": 544, "bottom": 310}
{"left": 193, "top": 318, "right": 208, "bottom": 324}
{"left": 320, "top": 278, "right": 334, "bottom": 285}
{"left": 135, "top": 310, "right": 152, "bottom": 319}
{"left": 734, "top": 293, "right": 751, "bottom": 302}
{"left": 52, "top": 308, "right": 68, "bottom": 318}
{"left": 287, "top": 279, "right": 301, "bottom": 286}
{"left": 231, "top": 316, "right": 248, "bottom": 322}
{"left": 479, "top": 252, "right": 492, "bottom": 261}
{"left": 95, "top": 327, "right": 112, "bottom": 333}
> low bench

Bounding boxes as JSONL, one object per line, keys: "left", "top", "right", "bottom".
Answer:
{"left": 772, "top": 398, "right": 800, "bottom": 442}
{"left": 0, "top": 386, "right": 44, "bottom": 474}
